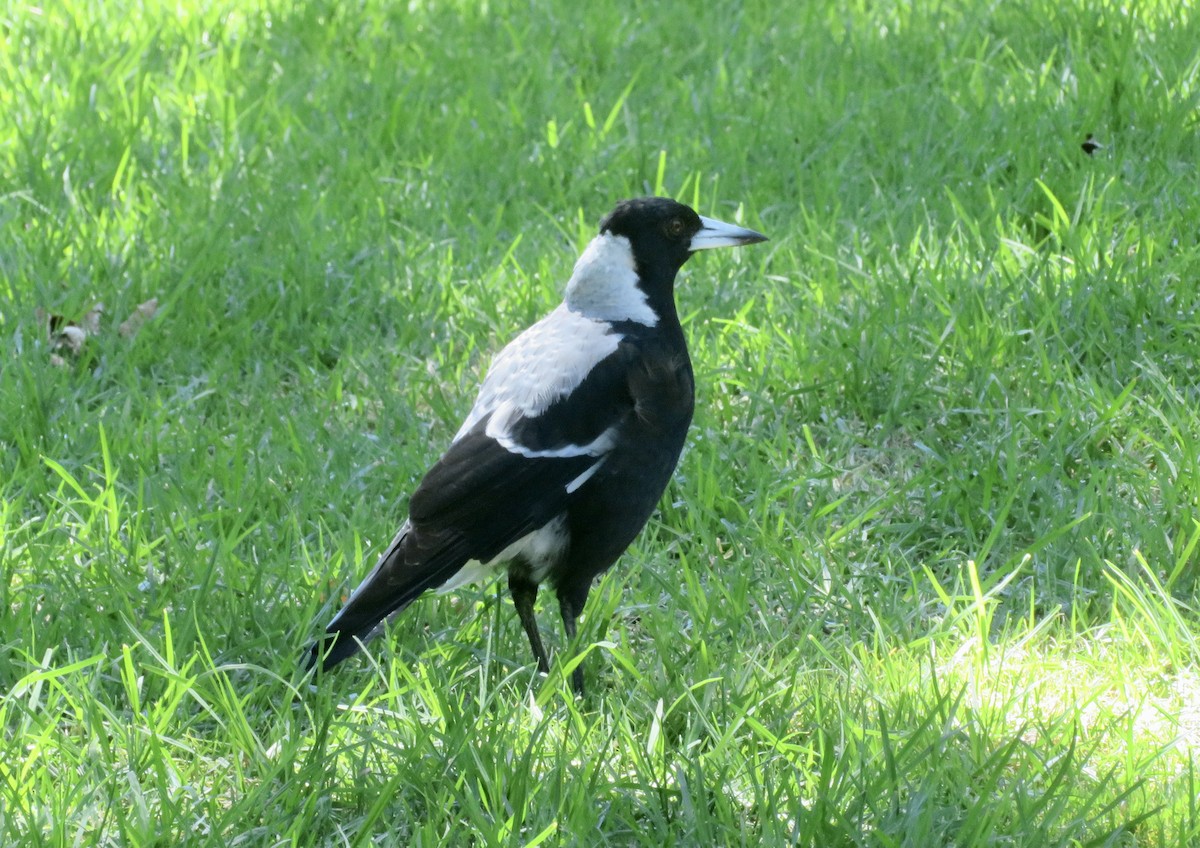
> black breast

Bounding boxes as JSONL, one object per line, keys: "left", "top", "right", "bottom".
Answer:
{"left": 550, "top": 330, "right": 695, "bottom": 603}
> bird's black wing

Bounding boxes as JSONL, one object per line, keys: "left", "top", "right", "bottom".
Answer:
{"left": 311, "top": 347, "right": 638, "bottom": 669}
{"left": 407, "top": 421, "right": 600, "bottom": 556}
{"left": 410, "top": 339, "right": 642, "bottom": 543}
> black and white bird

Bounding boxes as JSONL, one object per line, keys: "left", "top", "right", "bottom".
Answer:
{"left": 308, "top": 197, "right": 766, "bottom": 694}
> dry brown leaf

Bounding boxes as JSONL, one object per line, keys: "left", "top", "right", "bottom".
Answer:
{"left": 81, "top": 302, "right": 105, "bottom": 335}
{"left": 35, "top": 298, "right": 155, "bottom": 363}
{"left": 119, "top": 298, "right": 159, "bottom": 338}
{"left": 38, "top": 304, "right": 97, "bottom": 355}
{"left": 57, "top": 324, "right": 88, "bottom": 353}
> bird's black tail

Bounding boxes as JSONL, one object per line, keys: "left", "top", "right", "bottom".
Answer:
{"left": 306, "top": 625, "right": 374, "bottom": 672}
{"left": 305, "top": 522, "right": 468, "bottom": 673}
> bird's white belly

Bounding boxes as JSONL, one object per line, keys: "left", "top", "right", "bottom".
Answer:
{"left": 436, "top": 514, "right": 569, "bottom": 592}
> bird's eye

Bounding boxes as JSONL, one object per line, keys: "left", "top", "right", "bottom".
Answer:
{"left": 665, "top": 218, "right": 686, "bottom": 238}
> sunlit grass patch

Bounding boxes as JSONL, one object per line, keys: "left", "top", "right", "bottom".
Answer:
{"left": 5, "top": 0, "right": 1200, "bottom": 844}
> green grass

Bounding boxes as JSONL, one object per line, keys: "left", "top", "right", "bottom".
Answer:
{"left": 3, "top": 0, "right": 1200, "bottom": 843}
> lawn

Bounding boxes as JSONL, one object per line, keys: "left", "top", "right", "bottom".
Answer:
{"left": 3, "top": 0, "right": 1200, "bottom": 844}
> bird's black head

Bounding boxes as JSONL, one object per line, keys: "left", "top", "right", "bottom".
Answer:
{"left": 600, "top": 197, "right": 705, "bottom": 278}
{"left": 564, "top": 197, "right": 766, "bottom": 327}
{"left": 597, "top": 197, "right": 766, "bottom": 311}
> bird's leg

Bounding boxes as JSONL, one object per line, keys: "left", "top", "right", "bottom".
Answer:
{"left": 508, "top": 574, "right": 550, "bottom": 675}
{"left": 558, "top": 595, "right": 586, "bottom": 697}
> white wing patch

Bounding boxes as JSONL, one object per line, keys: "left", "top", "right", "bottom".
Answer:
{"left": 455, "top": 303, "right": 620, "bottom": 441}
{"left": 565, "top": 458, "right": 607, "bottom": 494}
{"left": 484, "top": 403, "right": 616, "bottom": 458}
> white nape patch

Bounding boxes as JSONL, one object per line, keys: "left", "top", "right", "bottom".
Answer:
{"left": 565, "top": 233, "right": 657, "bottom": 327}
{"left": 437, "top": 514, "right": 569, "bottom": 591}
{"left": 565, "top": 457, "right": 606, "bottom": 494}
{"left": 455, "top": 304, "right": 620, "bottom": 441}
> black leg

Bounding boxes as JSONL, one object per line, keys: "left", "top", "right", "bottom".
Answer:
{"left": 558, "top": 595, "right": 586, "bottom": 697}
{"left": 509, "top": 574, "right": 550, "bottom": 675}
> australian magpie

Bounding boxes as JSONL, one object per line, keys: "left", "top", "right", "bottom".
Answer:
{"left": 308, "top": 196, "right": 767, "bottom": 694}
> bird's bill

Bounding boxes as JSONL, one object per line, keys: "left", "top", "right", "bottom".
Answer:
{"left": 690, "top": 215, "right": 768, "bottom": 251}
